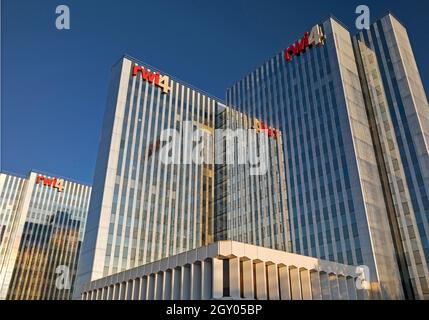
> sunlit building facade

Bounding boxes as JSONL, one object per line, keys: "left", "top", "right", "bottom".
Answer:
{"left": 74, "top": 12, "right": 429, "bottom": 301}
{"left": 74, "top": 56, "right": 295, "bottom": 299}
{"left": 227, "top": 13, "right": 429, "bottom": 299}
{"left": 0, "top": 171, "right": 91, "bottom": 300}
{"left": 74, "top": 56, "right": 220, "bottom": 298}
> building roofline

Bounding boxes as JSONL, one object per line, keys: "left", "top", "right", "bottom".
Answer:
{"left": 30, "top": 169, "right": 92, "bottom": 187}
{"left": 0, "top": 170, "right": 27, "bottom": 179}
{"left": 1, "top": 169, "right": 92, "bottom": 187}
{"left": 326, "top": 14, "right": 349, "bottom": 31}
{"left": 84, "top": 240, "right": 361, "bottom": 293}
{"left": 119, "top": 54, "right": 225, "bottom": 104}
{"left": 226, "top": 15, "right": 341, "bottom": 93}
{"left": 377, "top": 11, "right": 406, "bottom": 28}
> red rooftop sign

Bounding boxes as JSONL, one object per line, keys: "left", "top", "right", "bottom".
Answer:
{"left": 36, "top": 175, "right": 64, "bottom": 192}
{"left": 284, "top": 24, "right": 325, "bottom": 62}
{"left": 132, "top": 64, "right": 171, "bottom": 94}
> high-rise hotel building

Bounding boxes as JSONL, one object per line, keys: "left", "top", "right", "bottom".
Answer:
{"left": 74, "top": 56, "right": 219, "bottom": 297}
{"left": 74, "top": 56, "right": 294, "bottom": 298}
{"left": 0, "top": 171, "right": 91, "bottom": 300}
{"left": 227, "top": 13, "right": 429, "bottom": 299}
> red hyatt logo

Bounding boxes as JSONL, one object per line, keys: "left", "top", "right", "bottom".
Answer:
{"left": 132, "top": 64, "right": 171, "bottom": 94}
{"left": 284, "top": 24, "right": 325, "bottom": 62}
{"left": 36, "top": 175, "right": 64, "bottom": 192}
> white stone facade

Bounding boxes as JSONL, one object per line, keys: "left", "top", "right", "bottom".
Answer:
{"left": 81, "top": 241, "right": 374, "bottom": 300}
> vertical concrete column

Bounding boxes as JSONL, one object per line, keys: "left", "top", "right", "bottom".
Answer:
{"left": 202, "top": 259, "right": 212, "bottom": 300}
{"left": 114, "top": 283, "right": 120, "bottom": 300}
{"left": 140, "top": 276, "right": 148, "bottom": 300}
{"left": 242, "top": 259, "right": 254, "bottom": 299}
{"left": 329, "top": 274, "right": 340, "bottom": 299}
{"left": 338, "top": 276, "right": 348, "bottom": 300}
{"left": 163, "top": 269, "right": 172, "bottom": 300}
{"left": 181, "top": 265, "right": 191, "bottom": 300}
{"left": 120, "top": 282, "right": 127, "bottom": 300}
{"left": 310, "top": 271, "right": 322, "bottom": 300}
{"left": 108, "top": 285, "right": 114, "bottom": 300}
{"left": 116, "top": 284, "right": 121, "bottom": 300}
{"left": 172, "top": 267, "right": 181, "bottom": 300}
{"left": 278, "top": 265, "right": 290, "bottom": 300}
{"left": 133, "top": 278, "right": 140, "bottom": 300}
{"left": 346, "top": 276, "right": 357, "bottom": 300}
{"left": 147, "top": 274, "right": 155, "bottom": 300}
{"left": 82, "top": 292, "right": 87, "bottom": 300}
{"left": 320, "top": 272, "right": 331, "bottom": 299}
{"left": 155, "top": 272, "right": 164, "bottom": 300}
{"left": 289, "top": 267, "right": 302, "bottom": 300}
{"left": 300, "top": 269, "right": 312, "bottom": 300}
{"left": 127, "top": 280, "right": 133, "bottom": 300}
{"left": 266, "top": 263, "right": 280, "bottom": 300}
{"left": 212, "top": 257, "right": 224, "bottom": 299}
{"left": 191, "top": 262, "right": 202, "bottom": 300}
{"left": 254, "top": 261, "right": 267, "bottom": 300}
{"left": 229, "top": 257, "right": 241, "bottom": 299}
{"left": 101, "top": 287, "right": 106, "bottom": 300}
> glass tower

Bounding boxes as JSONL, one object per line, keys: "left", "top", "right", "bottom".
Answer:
{"left": 74, "top": 56, "right": 295, "bottom": 298}
{"left": 74, "top": 56, "right": 219, "bottom": 297}
{"left": 0, "top": 171, "right": 91, "bottom": 300}
{"left": 226, "top": 15, "right": 426, "bottom": 299}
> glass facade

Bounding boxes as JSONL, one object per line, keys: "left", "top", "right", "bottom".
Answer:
{"left": 75, "top": 56, "right": 218, "bottom": 297}
{"left": 0, "top": 172, "right": 91, "bottom": 300}
{"left": 214, "top": 106, "right": 291, "bottom": 251}
{"left": 75, "top": 56, "right": 294, "bottom": 298}
{"left": 226, "top": 17, "right": 410, "bottom": 299}
{"left": 74, "top": 13, "right": 429, "bottom": 300}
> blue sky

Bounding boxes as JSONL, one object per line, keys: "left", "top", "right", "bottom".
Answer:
{"left": 2, "top": 0, "right": 429, "bottom": 184}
